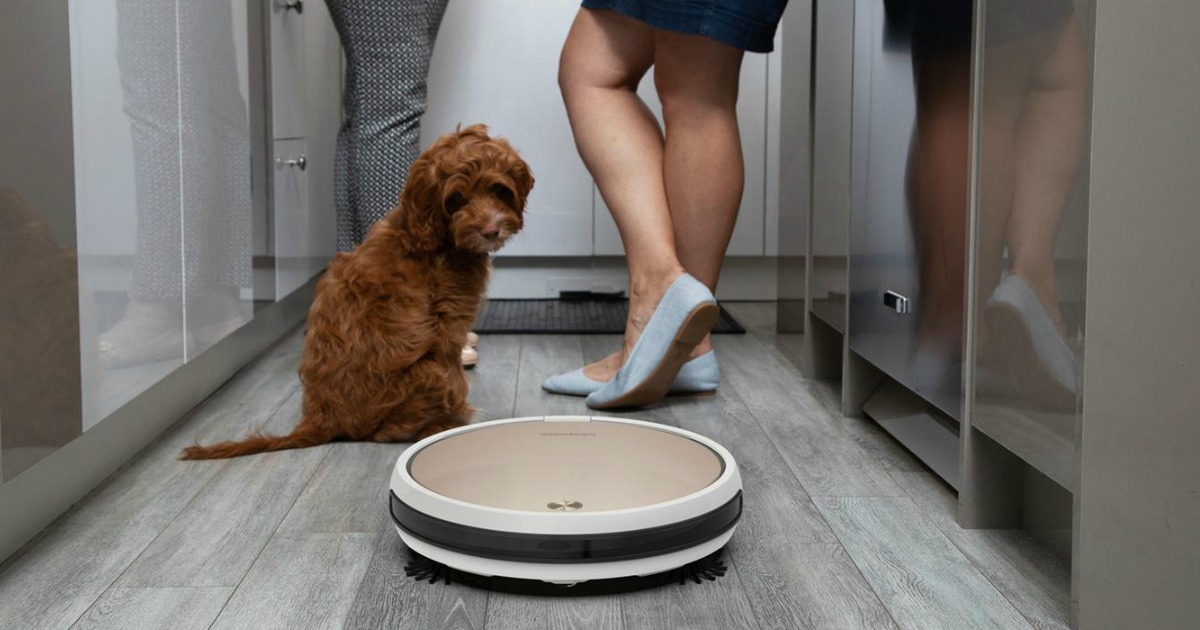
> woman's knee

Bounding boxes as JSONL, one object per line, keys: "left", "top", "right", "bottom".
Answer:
{"left": 655, "top": 75, "right": 739, "bottom": 129}
{"left": 558, "top": 9, "right": 652, "bottom": 102}
{"left": 653, "top": 35, "right": 742, "bottom": 126}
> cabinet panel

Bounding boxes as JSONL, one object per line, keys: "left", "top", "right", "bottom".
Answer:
{"left": 182, "top": 0, "right": 255, "bottom": 360}
{"left": 809, "top": 0, "right": 855, "bottom": 332}
{"left": 269, "top": 0, "right": 306, "bottom": 140}
{"left": 969, "top": 0, "right": 1091, "bottom": 488}
{"left": 847, "top": 0, "right": 972, "bottom": 419}
{"left": 1, "top": 0, "right": 83, "bottom": 480}
{"left": 592, "top": 55, "right": 770, "bottom": 256}
{"left": 422, "top": 0, "right": 593, "bottom": 257}
{"left": 72, "top": 0, "right": 188, "bottom": 429}
{"left": 274, "top": 138, "right": 325, "bottom": 298}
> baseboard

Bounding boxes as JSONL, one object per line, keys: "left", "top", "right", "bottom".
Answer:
{"left": 489, "top": 257, "right": 780, "bottom": 301}
{"left": 0, "top": 277, "right": 317, "bottom": 565}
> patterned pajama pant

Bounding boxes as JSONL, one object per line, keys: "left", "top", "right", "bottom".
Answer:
{"left": 326, "top": 0, "right": 450, "bottom": 252}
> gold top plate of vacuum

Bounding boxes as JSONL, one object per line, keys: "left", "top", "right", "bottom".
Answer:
{"left": 407, "top": 418, "right": 724, "bottom": 512}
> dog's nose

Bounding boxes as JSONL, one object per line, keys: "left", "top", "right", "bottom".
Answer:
{"left": 482, "top": 227, "right": 501, "bottom": 240}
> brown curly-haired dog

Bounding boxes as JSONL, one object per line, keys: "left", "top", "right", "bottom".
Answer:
{"left": 181, "top": 125, "right": 533, "bottom": 459}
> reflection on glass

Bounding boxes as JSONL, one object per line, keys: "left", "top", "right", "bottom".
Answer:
{"left": 972, "top": 0, "right": 1090, "bottom": 483}
{"left": 0, "top": 187, "right": 84, "bottom": 481}
{"left": 904, "top": 0, "right": 975, "bottom": 407}
{"left": 848, "top": 0, "right": 974, "bottom": 418}
{"left": 1, "top": 1, "right": 85, "bottom": 481}
{"left": 75, "top": 0, "right": 253, "bottom": 426}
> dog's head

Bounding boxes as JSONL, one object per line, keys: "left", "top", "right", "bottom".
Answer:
{"left": 394, "top": 124, "right": 534, "bottom": 255}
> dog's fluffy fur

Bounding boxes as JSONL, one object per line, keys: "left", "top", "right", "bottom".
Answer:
{"left": 181, "top": 125, "right": 532, "bottom": 459}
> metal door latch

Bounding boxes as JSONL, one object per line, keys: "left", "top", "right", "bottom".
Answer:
{"left": 883, "top": 290, "right": 910, "bottom": 314}
{"left": 276, "top": 155, "right": 307, "bottom": 171}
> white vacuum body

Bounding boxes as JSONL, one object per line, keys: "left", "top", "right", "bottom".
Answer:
{"left": 389, "top": 415, "right": 743, "bottom": 586}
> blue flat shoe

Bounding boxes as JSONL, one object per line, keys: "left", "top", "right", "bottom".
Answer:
{"left": 542, "top": 350, "right": 721, "bottom": 397}
{"left": 586, "top": 274, "right": 720, "bottom": 409}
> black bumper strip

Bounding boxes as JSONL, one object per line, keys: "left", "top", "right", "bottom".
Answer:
{"left": 390, "top": 489, "right": 743, "bottom": 564}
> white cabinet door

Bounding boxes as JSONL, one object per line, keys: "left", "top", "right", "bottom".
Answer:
{"left": 274, "top": 138, "right": 326, "bottom": 297}
{"left": 301, "top": 0, "right": 339, "bottom": 267}
{"left": 421, "top": 0, "right": 593, "bottom": 257}
{"left": 269, "top": 0, "right": 306, "bottom": 140}
{"left": 592, "top": 55, "right": 770, "bottom": 256}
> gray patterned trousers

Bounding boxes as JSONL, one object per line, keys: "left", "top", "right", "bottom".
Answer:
{"left": 327, "top": 0, "right": 450, "bottom": 252}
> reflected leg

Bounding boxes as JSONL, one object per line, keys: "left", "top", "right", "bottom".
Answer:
{"left": 910, "top": 49, "right": 973, "bottom": 364}
{"left": 100, "top": 0, "right": 187, "bottom": 368}
{"left": 1004, "top": 16, "right": 1088, "bottom": 333}
{"left": 179, "top": 0, "right": 252, "bottom": 347}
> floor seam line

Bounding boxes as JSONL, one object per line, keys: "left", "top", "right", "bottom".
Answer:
{"left": 209, "top": 445, "right": 332, "bottom": 626}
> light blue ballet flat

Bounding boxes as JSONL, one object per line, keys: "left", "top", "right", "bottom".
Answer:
{"left": 542, "top": 350, "right": 721, "bottom": 397}
{"left": 586, "top": 274, "right": 720, "bottom": 409}
{"left": 984, "top": 272, "right": 1079, "bottom": 411}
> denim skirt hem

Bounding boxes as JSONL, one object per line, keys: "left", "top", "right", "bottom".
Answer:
{"left": 581, "top": 0, "right": 785, "bottom": 53}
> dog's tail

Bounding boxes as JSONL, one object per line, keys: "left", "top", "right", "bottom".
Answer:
{"left": 178, "top": 420, "right": 336, "bottom": 460}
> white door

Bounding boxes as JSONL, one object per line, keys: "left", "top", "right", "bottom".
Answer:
{"left": 421, "top": 0, "right": 593, "bottom": 257}
{"left": 274, "top": 138, "right": 325, "bottom": 298}
{"left": 592, "top": 55, "right": 770, "bottom": 256}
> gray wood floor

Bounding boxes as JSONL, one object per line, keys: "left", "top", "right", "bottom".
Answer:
{"left": 0, "top": 303, "right": 1070, "bottom": 630}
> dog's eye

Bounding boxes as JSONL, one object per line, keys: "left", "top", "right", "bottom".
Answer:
{"left": 445, "top": 193, "right": 468, "bottom": 213}
{"left": 490, "top": 184, "right": 516, "bottom": 207}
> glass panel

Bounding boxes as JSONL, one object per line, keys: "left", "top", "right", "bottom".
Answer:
{"left": 74, "top": 0, "right": 186, "bottom": 426}
{"left": 73, "top": 0, "right": 255, "bottom": 428}
{"left": 2, "top": 0, "right": 258, "bottom": 481}
{"left": 0, "top": 187, "right": 84, "bottom": 481}
{"left": 0, "top": 0, "right": 84, "bottom": 480}
{"left": 970, "top": 0, "right": 1092, "bottom": 489}
{"left": 180, "top": 0, "right": 254, "bottom": 357}
{"left": 848, "top": 0, "right": 974, "bottom": 419}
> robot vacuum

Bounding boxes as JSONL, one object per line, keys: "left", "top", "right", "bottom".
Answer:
{"left": 389, "top": 415, "right": 742, "bottom": 592}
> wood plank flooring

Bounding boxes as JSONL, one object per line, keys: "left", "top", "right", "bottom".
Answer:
{"left": 0, "top": 303, "right": 1070, "bottom": 629}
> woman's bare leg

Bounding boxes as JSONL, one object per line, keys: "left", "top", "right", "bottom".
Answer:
{"left": 654, "top": 30, "right": 745, "bottom": 357}
{"left": 559, "top": 9, "right": 684, "bottom": 380}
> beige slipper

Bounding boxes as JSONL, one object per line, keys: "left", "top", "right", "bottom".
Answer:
{"left": 461, "top": 345, "right": 479, "bottom": 369}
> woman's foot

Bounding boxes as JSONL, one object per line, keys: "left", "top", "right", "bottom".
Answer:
{"left": 544, "top": 350, "right": 720, "bottom": 397}
{"left": 581, "top": 265, "right": 687, "bottom": 382}
{"left": 586, "top": 273, "right": 720, "bottom": 409}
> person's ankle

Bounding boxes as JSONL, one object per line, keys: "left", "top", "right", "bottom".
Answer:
{"left": 629, "top": 264, "right": 686, "bottom": 300}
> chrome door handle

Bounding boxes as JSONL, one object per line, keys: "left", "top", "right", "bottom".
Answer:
{"left": 277, "top": 155, "right": 307, "bottom": 171}
{"left": 883, "top": 290, "right": 910, "bottom": 314}
{"left": 276, "top": 0, "right": 303, "bottom": 14}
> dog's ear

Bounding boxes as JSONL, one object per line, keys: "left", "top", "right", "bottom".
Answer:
{"left": 509, "top": 156, "right": 535, "bottom": 212}
{"left": 393, "top": 155, "right": 447, "bottom": 254}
